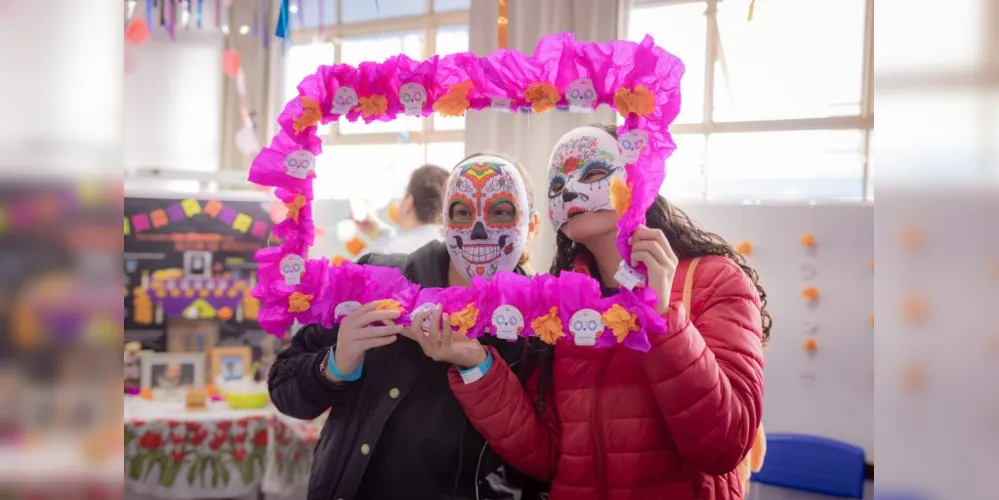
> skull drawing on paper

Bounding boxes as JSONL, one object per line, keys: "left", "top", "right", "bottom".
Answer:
{"left": 566, "top": 78, "right": 596, "bottom": 113}
{"left": 334, "top": 301, "right": 361, "bottom": 321}
{"left": 279, "top": 254, "right": 305, "bottom": 286}
{"left": 547, "top": 126, "right": 627, "bottom": 229}
{"left": 331, "top": 86, "right": 359, "bottom": 115}
{"left": 443, "top": 155, "right": 530, "bottom": 280}
{"left": 399, "top": 82, "right": 427, "bottom": 117}
{"left": 284, "top": 150, "right": 315, "bottom": 180}
{"left": 617, "top": 129, "right": 649, "bottom": 165}
{"left": 410, "top": 303, "right": 436, "bottom": 332}
{"left": 569, "top": 308, "right": 603, "bottom": 346}
{"left": 491, "top": 305, "right": 524, "bottom": 340}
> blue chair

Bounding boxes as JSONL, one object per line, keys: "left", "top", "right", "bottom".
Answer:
{"left": 750, "top": 433, "right": 866, "bottom": 499}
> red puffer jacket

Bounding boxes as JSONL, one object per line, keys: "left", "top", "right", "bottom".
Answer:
{"left": 448, "top": 256, "right": 765, "bottom": 500}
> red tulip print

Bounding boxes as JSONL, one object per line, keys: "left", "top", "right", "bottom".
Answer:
{"left": 139, "top": 431, "right": 164, "bottom": 450}
{"left": 232, "top": 447, "right": 247, "bottom": 462}
{"left": 252, "top": 429, "right": 268, "bottom": 447}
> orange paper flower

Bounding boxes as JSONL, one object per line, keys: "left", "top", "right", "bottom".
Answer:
{"left": 376, "top": 300, "right": 403, "bottom": 312}
{"left": 432, "top": 81, "right": 473, "bottom": 117}
{"left": 531, "top": 307, "right": 565, "bottom": 345}
{"left": 345, "top": 236, "right": 367, "bottom": 256}
{"left": 330, "top": 255, "right": 347, "bottom": 267}
{"left": 602, "top": 304, "right": 639, "bottom": 343}
{"left": 285, "top": 195, "right": 306, "bottom": 222}
{"left": 524, "top": 82, "right": 559, "bottom": 113}
{"left": 801, "top": 286, "right": 820, "bottom": 301}
{"left": 358, "top": 94, "right": 389, "bottom": 118}
{"left": 903, "top": 296, "right": 927, "bottom": 321}
{"left": 736, "top": 240, "right": 754, "bottom": 256}
{"left": 802, "top": 337, "right": 818, "bottom": 352}
{"left": 613, "top": 85, "right": 656, "bottom": 117}
{"left": 900, "top": 226, "right": 924, "bottom": 250}
{"left": 449, "top": 304, "right": 479, "bottom": 336}
{"left": 609, "top": 178, "right": 632, "bottom": 216}
{"left": 293, "top": 97, "right": 322, "bottom": 134}
{"left": 387, "top": 203, "right": 400, "bottom": 223}
{"left": 799, "top": 234, "right": 816, "bottom": 247}
{"left": 218, "top": 307, "right": 234, "bottom": 322}
{"left": 288, "top": 292, "right": 313, "bottom": 313}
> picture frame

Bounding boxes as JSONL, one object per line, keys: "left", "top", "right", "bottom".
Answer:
{"left": 140, "top": 353, "right": 205, "bottom": 402}
{"left": 183, "top": 250, "right": 213, "bottom": 278}
{"left": 210, "top": 346, "right": 252, "bottom": 383}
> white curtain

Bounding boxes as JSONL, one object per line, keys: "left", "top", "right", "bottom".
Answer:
{"left": 465, "top": 0, "right": 623, "bottom": 270}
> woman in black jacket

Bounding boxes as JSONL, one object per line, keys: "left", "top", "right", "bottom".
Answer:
{"left": 268, "top": 154, "right": 548, "bottom": 500}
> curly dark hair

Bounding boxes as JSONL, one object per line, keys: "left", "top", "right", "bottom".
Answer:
{"left": 524, "top": 124, "right": 772, "bottom": 416}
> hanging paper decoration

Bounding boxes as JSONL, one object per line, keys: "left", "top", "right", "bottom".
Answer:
{"left": 223, "top": 49, "right": 241, "bottom": 78}
{"left": 497, "top": 0, "right": 509, "bottom": 49}
{"left": 248, "top": 33, "right": 684, "bottom": 350}
{"left": 275, "top": 0, "right": 290, "bottom": 39}
{"left": 125, "top": 17, "right": 152, "bottom": 46}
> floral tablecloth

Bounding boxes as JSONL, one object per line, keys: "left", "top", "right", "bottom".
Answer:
{"left": 124, "top": 398, "right": 322, "bottom": 499}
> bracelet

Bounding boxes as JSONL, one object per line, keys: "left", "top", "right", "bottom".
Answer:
{"left": 326, "top": 346, "right": 363, "bottom": 381}
{"left": 458, "top": 351, "right": 493, "bottom": 385}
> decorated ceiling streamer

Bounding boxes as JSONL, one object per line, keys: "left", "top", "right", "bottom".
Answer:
{"left": 249, "top": 33, "right": 684, "bottom": 351}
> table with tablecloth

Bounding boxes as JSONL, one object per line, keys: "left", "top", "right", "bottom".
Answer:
{"left": 124, "top": 397, "right": 323, "bottom": 499}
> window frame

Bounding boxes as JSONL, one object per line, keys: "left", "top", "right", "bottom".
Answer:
{"left": 284, "top": 1, "right": 469, "bottom": 151}
{"left": 628, "top": 0, "right": 875, "bottom": 201}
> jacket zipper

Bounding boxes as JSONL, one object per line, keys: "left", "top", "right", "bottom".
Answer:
{"left": 591, "top": 353, "right": 613, "bottom": 499}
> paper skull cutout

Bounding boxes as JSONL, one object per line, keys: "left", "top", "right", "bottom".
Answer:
{"left": 331, "top": 86, "right": 359, "bottom": 115}
{"left": 279, "top": 254, "right": 306, "bottom": 286}
{"left": 399, "top": 82, "right": 427, "bottom": 117}
{"left": 566, "top": 78, "right": 596, "bottom": 113}
{"left": 491, "top": 305, "right": 524, "bottom": 340}
{"left": 410, "top": 303, "right": 436, "bottom": 332}
{"left": 617, "top": 129, "right": 648, "bottom": 164}
{"left": 614, "top": 260, "right": 646, "bottom": 290}
{"left": 569, "top": 308, "right": 603, "bottom": 346}
{"left": 334, "top": 301, "right": 361, "bottom": 321}
{"left": 284, "top": 150, "right": 315, "bottom": 180}
{"left": 490, "top": 97, "right": 514, "bottom": 112}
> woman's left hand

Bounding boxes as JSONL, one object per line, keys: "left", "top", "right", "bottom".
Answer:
{"left": 403, "top": 305, "right": 487, "bottom": 369}
{"left": 629, "top": 225, "right": 679, "bottom": 315}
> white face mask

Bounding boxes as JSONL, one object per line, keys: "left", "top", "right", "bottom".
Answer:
{"left": 443, "top": 155, "right": 530, "bottom": 280}
{"left": 547, "top": 126, "right": 628, "bottom": 230}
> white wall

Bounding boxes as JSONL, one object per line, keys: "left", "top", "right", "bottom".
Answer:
{"left": 124, "top": 29, "right": 224, "bottom": 174}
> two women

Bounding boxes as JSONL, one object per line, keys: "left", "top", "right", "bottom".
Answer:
{"left": 268, "top": 154, "right": 547, "bottom": 500}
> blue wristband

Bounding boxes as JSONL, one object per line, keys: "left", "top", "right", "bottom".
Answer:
{"left": 458, "top": 351, "right": 492, "bottom": 384}
{"left": 327, "top": 346, "right": 363, "bottom": 381}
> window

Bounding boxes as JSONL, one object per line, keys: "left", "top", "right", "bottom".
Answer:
{"left": 283, "top": 0, "right": 469, "bottom": 199}
{"left": 627, "top": 0, "right": 873, "bottom": 201}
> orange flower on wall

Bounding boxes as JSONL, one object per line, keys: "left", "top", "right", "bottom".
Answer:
{"left": 524, "top": 83, "right": 559, "bottom": 113}
{"left": 345, "top": 237, "right": 367, "bottom": 256}
{"left": 433, "top": 81, "right": 473, "bottom": 117}
{"left": 801, "top": 286, "right": 820, "bottom": 301}
{"left": 736, "top": 240, "right": 753, "bottom": 256}
{"left": 799, "top": 234, "right": 816, "bottom": 247}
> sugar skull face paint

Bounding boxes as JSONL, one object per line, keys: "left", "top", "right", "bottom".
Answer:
{"left": 444, "top": 155, "right": 530, "bottom": 280}
{"left": 547, "top": 126, "right": 627, "bottom": 229}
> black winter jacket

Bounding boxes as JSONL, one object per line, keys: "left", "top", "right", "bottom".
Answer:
{"left": 268, "top": 241, "right": 550, "bottom": 500}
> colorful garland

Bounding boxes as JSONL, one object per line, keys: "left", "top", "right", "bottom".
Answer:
{"left": 249, "top": 33, "right": 684, "bottom": 351}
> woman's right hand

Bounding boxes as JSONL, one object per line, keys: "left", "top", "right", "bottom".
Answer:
{"left": 332, "top": 302, "right": 403, "bottom": 377}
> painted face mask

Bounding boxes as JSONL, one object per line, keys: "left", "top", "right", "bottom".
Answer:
{"left": 443, "top": 155, "right": 530, "bottom": 280}
{"left": 547, "top": 126, "right": 627, "bottom": 230}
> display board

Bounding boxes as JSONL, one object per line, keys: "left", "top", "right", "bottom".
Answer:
{"left": 677, "top": 203, "right": 875, "bottom": 455}
{"left": 124, "top": 194, "right": 276, "bottom": 363}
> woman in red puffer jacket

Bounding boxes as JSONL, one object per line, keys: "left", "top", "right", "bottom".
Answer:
{"left": 410, "top": 125, "right": 770, "bottom": 500}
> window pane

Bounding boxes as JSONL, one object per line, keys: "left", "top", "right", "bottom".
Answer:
{"left": 341, "top": 0, "right": 427, "bottom": 24}
{"left": 289, "top": 0, "right": 336, "bottom": 30}
{"left": 877, "top": 0, "right": 984, "bottom": 75}
{"left": 426, "top": 142, "right": 466, "bottom": 169}
{"left": 628, "top": 2, "right": 706, "bottom": 124}
{"left": 314, "top": 144, "right": 424, "bottom": 201}
{"left": 714, "top": 0, "right": 866, "bottom": 121}
{"left": 706, "top": 130, "right": 865, "bottom": 200}
{"left": 285, "top": 42, "right": 335, "bottom": 135}
{"left": 661, "top": 135, "right": 706, "bottom": 201}
{"left": 435, "top": 25, "right": 469, "bottom": 55}
{"left": 339, "top": 32, "right": 425, "bottom": 135}
{"left": 434, "top": 0, "right": 470, "bottom": 12}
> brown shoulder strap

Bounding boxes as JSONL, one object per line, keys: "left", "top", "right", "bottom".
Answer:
{"left": 682, "top": 257, "right": 701, "bottom": 315}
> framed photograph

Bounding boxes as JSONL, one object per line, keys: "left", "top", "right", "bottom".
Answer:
{"left": 166, "top": 318, "right": 219, "bottom": 355}
{"left": 183, "top": 250, "right": 213, "bottom": 278}
{"left": 141, "top": 353, "right": 205, "bottom": 401}
{"left": 210, "top": 346, "right": 252, "bottom": 383}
